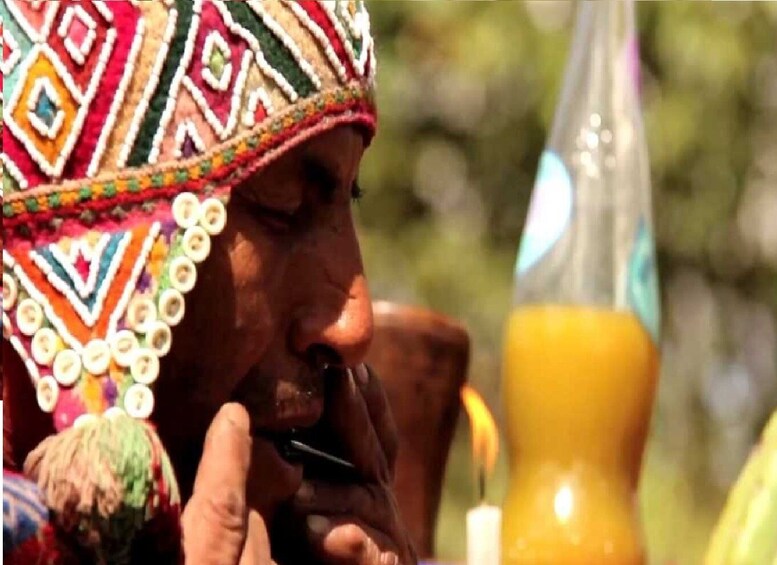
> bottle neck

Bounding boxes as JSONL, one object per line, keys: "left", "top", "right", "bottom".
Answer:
{"left": 552, "top": 0, "right": 639, "bottom": 146}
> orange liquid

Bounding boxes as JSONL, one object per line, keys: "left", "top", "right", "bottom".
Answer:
{"left": 501, "top": 305, "right": 659, "bottom": 565}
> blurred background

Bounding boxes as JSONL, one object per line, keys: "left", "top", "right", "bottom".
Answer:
{"left": 354, "top": 2, "right": 777, "bottom": 564}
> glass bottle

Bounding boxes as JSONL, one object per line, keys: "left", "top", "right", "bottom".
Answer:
{"left": 501, "top": 1, "right": 660, "bottom": 563}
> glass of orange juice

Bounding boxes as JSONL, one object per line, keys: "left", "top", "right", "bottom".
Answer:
{"left": 502, "top": 2, "right": 660, "bottom": 564}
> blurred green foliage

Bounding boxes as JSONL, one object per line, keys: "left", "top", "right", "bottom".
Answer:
{"left": 356, "top": 2, "right": 777, "bottom": 564}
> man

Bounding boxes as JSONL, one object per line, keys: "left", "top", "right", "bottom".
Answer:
{"left": 2, "top": 1, "right": 415, "bottom": 562}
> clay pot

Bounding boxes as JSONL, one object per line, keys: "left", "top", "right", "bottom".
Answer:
{"left": 365, "top": 301, "right": 470, "bottom": 559}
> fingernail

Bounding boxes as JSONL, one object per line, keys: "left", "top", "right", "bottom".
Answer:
{"left": 219, "top": 403, "right": 249, "bottom": 431}
{"left": 345, "top": 368, "right": 358, "bottom": 392}
{"left": 307, "top": 514, "right": 331, "bottom": 537}
{"left": 354, "top": 364, "right": 370, "bottom": 386}
{"left": 296, "top": 480, "right": 315, "bottom": 503}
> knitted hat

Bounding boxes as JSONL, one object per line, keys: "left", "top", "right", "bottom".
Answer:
{"left": 1, "top": 0, "right": 376, "bottom": 561}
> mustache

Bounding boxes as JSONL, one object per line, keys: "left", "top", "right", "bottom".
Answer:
{"left": 231, "top": 346, "right": 344, "bottom": 407}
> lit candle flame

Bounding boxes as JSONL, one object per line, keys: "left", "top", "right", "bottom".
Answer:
{"left": 461, "top": 385, "right": 499, "bottom": 478}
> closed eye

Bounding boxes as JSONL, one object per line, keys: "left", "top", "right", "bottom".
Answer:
{"left": 302, "top": 155, "right": 339, "bottom": 204}
{"left": 232, "top": 190, "right": 299, "bottom": 232}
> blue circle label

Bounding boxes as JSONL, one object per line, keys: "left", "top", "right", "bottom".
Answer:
{"left": 628, "top": 219, "right": 661, "bottom": 344}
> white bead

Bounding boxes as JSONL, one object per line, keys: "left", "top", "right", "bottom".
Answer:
{"left": 126, "top": 297, "right": 157, "bottom": 333}
{"left": 53, "top": 349, "right": 82, "bottom": 386}
{"left": 103, "top": 406, "right": 127, "bottom": 420}
{"left": 146, "top": 320, "right": 172, "bottom": 357}
{"left": 82, "top": 339, "right": 111, "bottom": 376}
{"left": 3, "top": 273, "right": 18, "bottom": 310}
{"left": 182, "top": 226, "right": 211, "bottom": 263}
{"left": 74, "top": 413, "right": 98, "bottom": 428}
{"left": 130, "top": 348, "right": 160, "bottom": 385}
{"left": 199, "top": 198, "right": 227, "bottom": 236}
{"left": 31, "top": 327, "right": 60, "bottom": 366}
{"left": 172, "top": 192, "right": 201, "bottom": 229}
{"left": 158, "top": 288, "right": 185, "bottom": 326}
{"left": 169, "top": 256, "right": 197, "bottom": 294}
{"left": 124, "top": 383, "right": 155, "bottom": 419}
{"left": 16, "top": 298, "right": 44, "bottom": 336}
{"left": 110, "top": 329, "right": 139, "bottom": 368}
{"left": 36, "top": 376, "right": 60, "bottom": 413}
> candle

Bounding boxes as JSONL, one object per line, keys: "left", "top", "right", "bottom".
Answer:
{"left": 467, "top": 503, "right": 502, "bottom": 565}
{"left": 461, "top": 386, "right": 501, "bottom": 565}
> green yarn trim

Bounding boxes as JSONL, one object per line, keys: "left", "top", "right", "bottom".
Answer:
{"left": 25, "top": 198, "right": 39, "bottom": 212}
{"left": 127, "top": 0, "right": 194, "bottom": 167}
{"left": 174, "top": 169, "right": 189, "bottom": 184}
{"left": 225, "top": 2, "right": 316, "bottom": 98}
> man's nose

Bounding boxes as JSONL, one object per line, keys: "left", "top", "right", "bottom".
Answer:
{"left": 289, "top": 221, "right": 374, "bottom": 368}
{"left": 292, "top": 273, "right": 373, "bottom": 367}
{"left": 292, "top": 273, "right": 373, "bottom": 368}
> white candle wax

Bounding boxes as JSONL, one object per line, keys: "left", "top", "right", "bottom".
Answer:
{"left": 467, "top": 504, "right": 501, "bottom": 565}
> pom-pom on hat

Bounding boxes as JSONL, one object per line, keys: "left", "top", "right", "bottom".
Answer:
{"left": 1, "top": 0, "right": 376, "bottom": 561}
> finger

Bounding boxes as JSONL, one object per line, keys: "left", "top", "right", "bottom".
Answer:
{"left": 182, "top": 403, "right": 251, "bottom": 565}
{"left": 327, "top": 369, "right": 388, "bottom": 482}
{"left": 291, "top": 479, "right": 395, "bottom": 537}
{"left": 238, "top": 510, "right": 274, "bottom": 565}
{"left": 306, "top": 515, "right": 400, "bottom": 565}
{"left": 353, "top": 365, "right": 399, "bottom": 470}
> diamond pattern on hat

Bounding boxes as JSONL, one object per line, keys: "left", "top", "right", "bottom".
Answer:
{"left": 182, "top": 0, "right": 253, "bottom": 140}
{"left": 201, "top": 31, "right": 232, "bottom": 92}
{"left": 57, "top": 3, "right": 98, "bottom": 67}
{"left": 5, "top": 46, "right": 81, "bottom": 177}
{"left": 47, "top": 1, "right": 114, "bottom": 97}
{"left": 27, "top": 77, "right": 66, "bottom": 139}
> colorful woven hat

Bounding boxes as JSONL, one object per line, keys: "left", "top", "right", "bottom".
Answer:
{"left": 1, "top": 0, "right": 376, "bottom": 560}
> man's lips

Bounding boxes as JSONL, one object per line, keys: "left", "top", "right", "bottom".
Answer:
{"left": 231, "top": 379, "right": 324, "bottom": 434}
{"left": 246, "top": 395, "right": 325, "bottom": 434}
{"left": 231, "top": 362, "right": 337, "bottom": 433}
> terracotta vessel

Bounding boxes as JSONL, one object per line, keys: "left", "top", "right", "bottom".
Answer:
{"left": 365, "top": 301, "right": 470, "bottom": 559}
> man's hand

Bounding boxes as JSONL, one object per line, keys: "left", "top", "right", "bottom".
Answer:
{"left": 278, "top": 365, "right": 417, "bottom": 565}
{"left": 181, "top": 403, "right": 274, "bottom": 565}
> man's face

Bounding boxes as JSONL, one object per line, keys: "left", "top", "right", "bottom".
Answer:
{"left": 154, "top": 126, "right": 373, "bottom": 512}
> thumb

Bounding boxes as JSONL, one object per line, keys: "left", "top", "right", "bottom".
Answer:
{"left": 182, "top": 403, "right": 252, "bottom": 565}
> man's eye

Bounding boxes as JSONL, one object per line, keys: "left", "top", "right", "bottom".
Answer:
{"left": 234, "top": 192, "right": 299, "bottom": 231}
{"left": 303, "top": 156, "right": 339, "bottom": 203}
{"left": 351, "top": 182, "right": 365, "bottom": 202}
{"left": 256, "top": 206, "right": 297, "bottom": 228}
